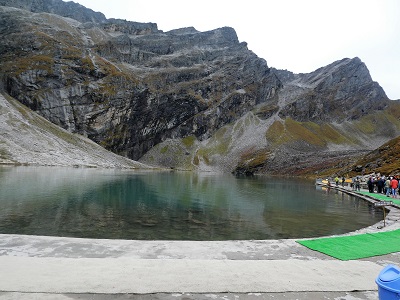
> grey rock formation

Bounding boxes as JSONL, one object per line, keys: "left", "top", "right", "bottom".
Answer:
{"left": 275, "top": 58, "right": 389, "bottom": 123}
{"left": 0, "top": 0, "right": 107, "bottom": 23}
{"left": 0, "top": 93, "right": 151, "bottom": 168}
{"left": 102, "top": 18, "right": 159, "bottom": 35}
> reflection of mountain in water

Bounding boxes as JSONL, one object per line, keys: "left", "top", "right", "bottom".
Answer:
{"left": 0, "top": 167, "right": 382, "bottom": 240}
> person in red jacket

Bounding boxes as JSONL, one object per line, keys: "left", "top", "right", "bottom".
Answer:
{"left": 390, "top": 177, "right": 399, "bottom": 198}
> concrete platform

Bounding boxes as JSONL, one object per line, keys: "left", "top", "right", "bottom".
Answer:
{"left": 0, "top": 256, "right": 382, "bottom": 294}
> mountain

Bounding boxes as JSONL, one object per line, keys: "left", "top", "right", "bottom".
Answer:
{"left": 0, "top": 4, "right": 280, "bottom": 160}
{"left": 142, "top": 56, "right": 400, "bottom": 175}
{"left": 0, "top": 0, "right": 399, "bottom": 174}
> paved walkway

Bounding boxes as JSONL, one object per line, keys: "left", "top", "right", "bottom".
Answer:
{"left": 0, "top": 184, "right": 399, "bottom": 299}
{"left": 0, "top": 256, "right": 382, "bottom": 294}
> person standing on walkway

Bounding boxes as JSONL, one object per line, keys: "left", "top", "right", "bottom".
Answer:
{"left": 385, "top": 177, "right": 391, "bottom": 197}
{"left": 352, "top": 177, "right": 356, "bottom": 190}
{"left": 335, "top": 176, "right": 339, "bottom": 187}
{"left": 390, "top": 177, "right": 399, "bottom": 198}
{"left": 355, "top": 176, "right": 361, "bottom": 192}
{"left": 377, "top": 177, "right": 384, "bottom": 194}
{"left": 367, "top": 176, "right": 374, "bottom": 193}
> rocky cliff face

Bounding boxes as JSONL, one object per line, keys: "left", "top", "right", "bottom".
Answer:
{"left": 0, "top": 5, "right": 281, "bottom": 161}
{"left": 275, "top": 58, "right": 389, "bottom": 123}
{"left": 0, "top": 0, "right": 106, "bottom": 23}
{"left": 0, "top": 92, "right": 151, "bottom": 168}
{"left": 0, "top": 1, "right": 399, "bottom": 175}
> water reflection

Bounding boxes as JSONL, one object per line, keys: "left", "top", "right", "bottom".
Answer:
{"left": 0, "top": 166, "right": 382, "bottom": 240}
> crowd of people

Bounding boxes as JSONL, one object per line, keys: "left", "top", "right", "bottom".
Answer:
{"left": 365, "top": 175, "right": 399, "bottom": 198}
{"left": 330, "top": 174, "right": 399, "bottom": 198}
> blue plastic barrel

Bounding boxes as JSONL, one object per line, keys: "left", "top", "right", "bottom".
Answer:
{"left": 376, "top": 265, "right": 400, "bottom": 300}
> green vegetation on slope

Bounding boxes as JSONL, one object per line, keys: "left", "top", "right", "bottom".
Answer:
{"left": 265, "top": 118, "right": 352, "bottom": 148}
{"left": 345, "top": 136, "right": 400, "bottom": 176}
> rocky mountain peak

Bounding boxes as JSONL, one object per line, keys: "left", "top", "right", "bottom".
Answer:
{"left": 167, "top": 27, "right": 199, "bottom": 35}
{"left": 274, "top": 57, "right": 389, "bottom": 123}
{"left": 102, "top": 18, "right": 159, "bottom": 35}
{"left": 300, "top": 57, "right": 374, "bottom": 91}
{"left": 0, "top": 0, "right": 107, "bottom": 23}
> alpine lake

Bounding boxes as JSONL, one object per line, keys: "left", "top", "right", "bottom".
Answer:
{"left": 0, "top": 166, "right": 383, "bottom": 240}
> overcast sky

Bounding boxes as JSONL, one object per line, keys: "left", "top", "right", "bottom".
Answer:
{"left": 69, "top": 0, "right": 399, "bottom": 100}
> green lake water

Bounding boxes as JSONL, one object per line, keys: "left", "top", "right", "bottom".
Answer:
{"left": 0, "top": 166, "right": 383, "bottom": 240}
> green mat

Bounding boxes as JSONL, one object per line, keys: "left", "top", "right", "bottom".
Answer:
{"left": 355, "top": 191, "right": 400, "bottom": 206}
{"left": 297, "top": 229, "right": 400, "bottom": 260}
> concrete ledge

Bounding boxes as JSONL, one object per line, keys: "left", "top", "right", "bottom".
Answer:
{"left": 0, "top": 257, "right": 382, "bottom": 294}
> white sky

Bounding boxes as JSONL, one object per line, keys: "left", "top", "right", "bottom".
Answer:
{"left": 69, "top": 0, "right": 400, "bottom": 100}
